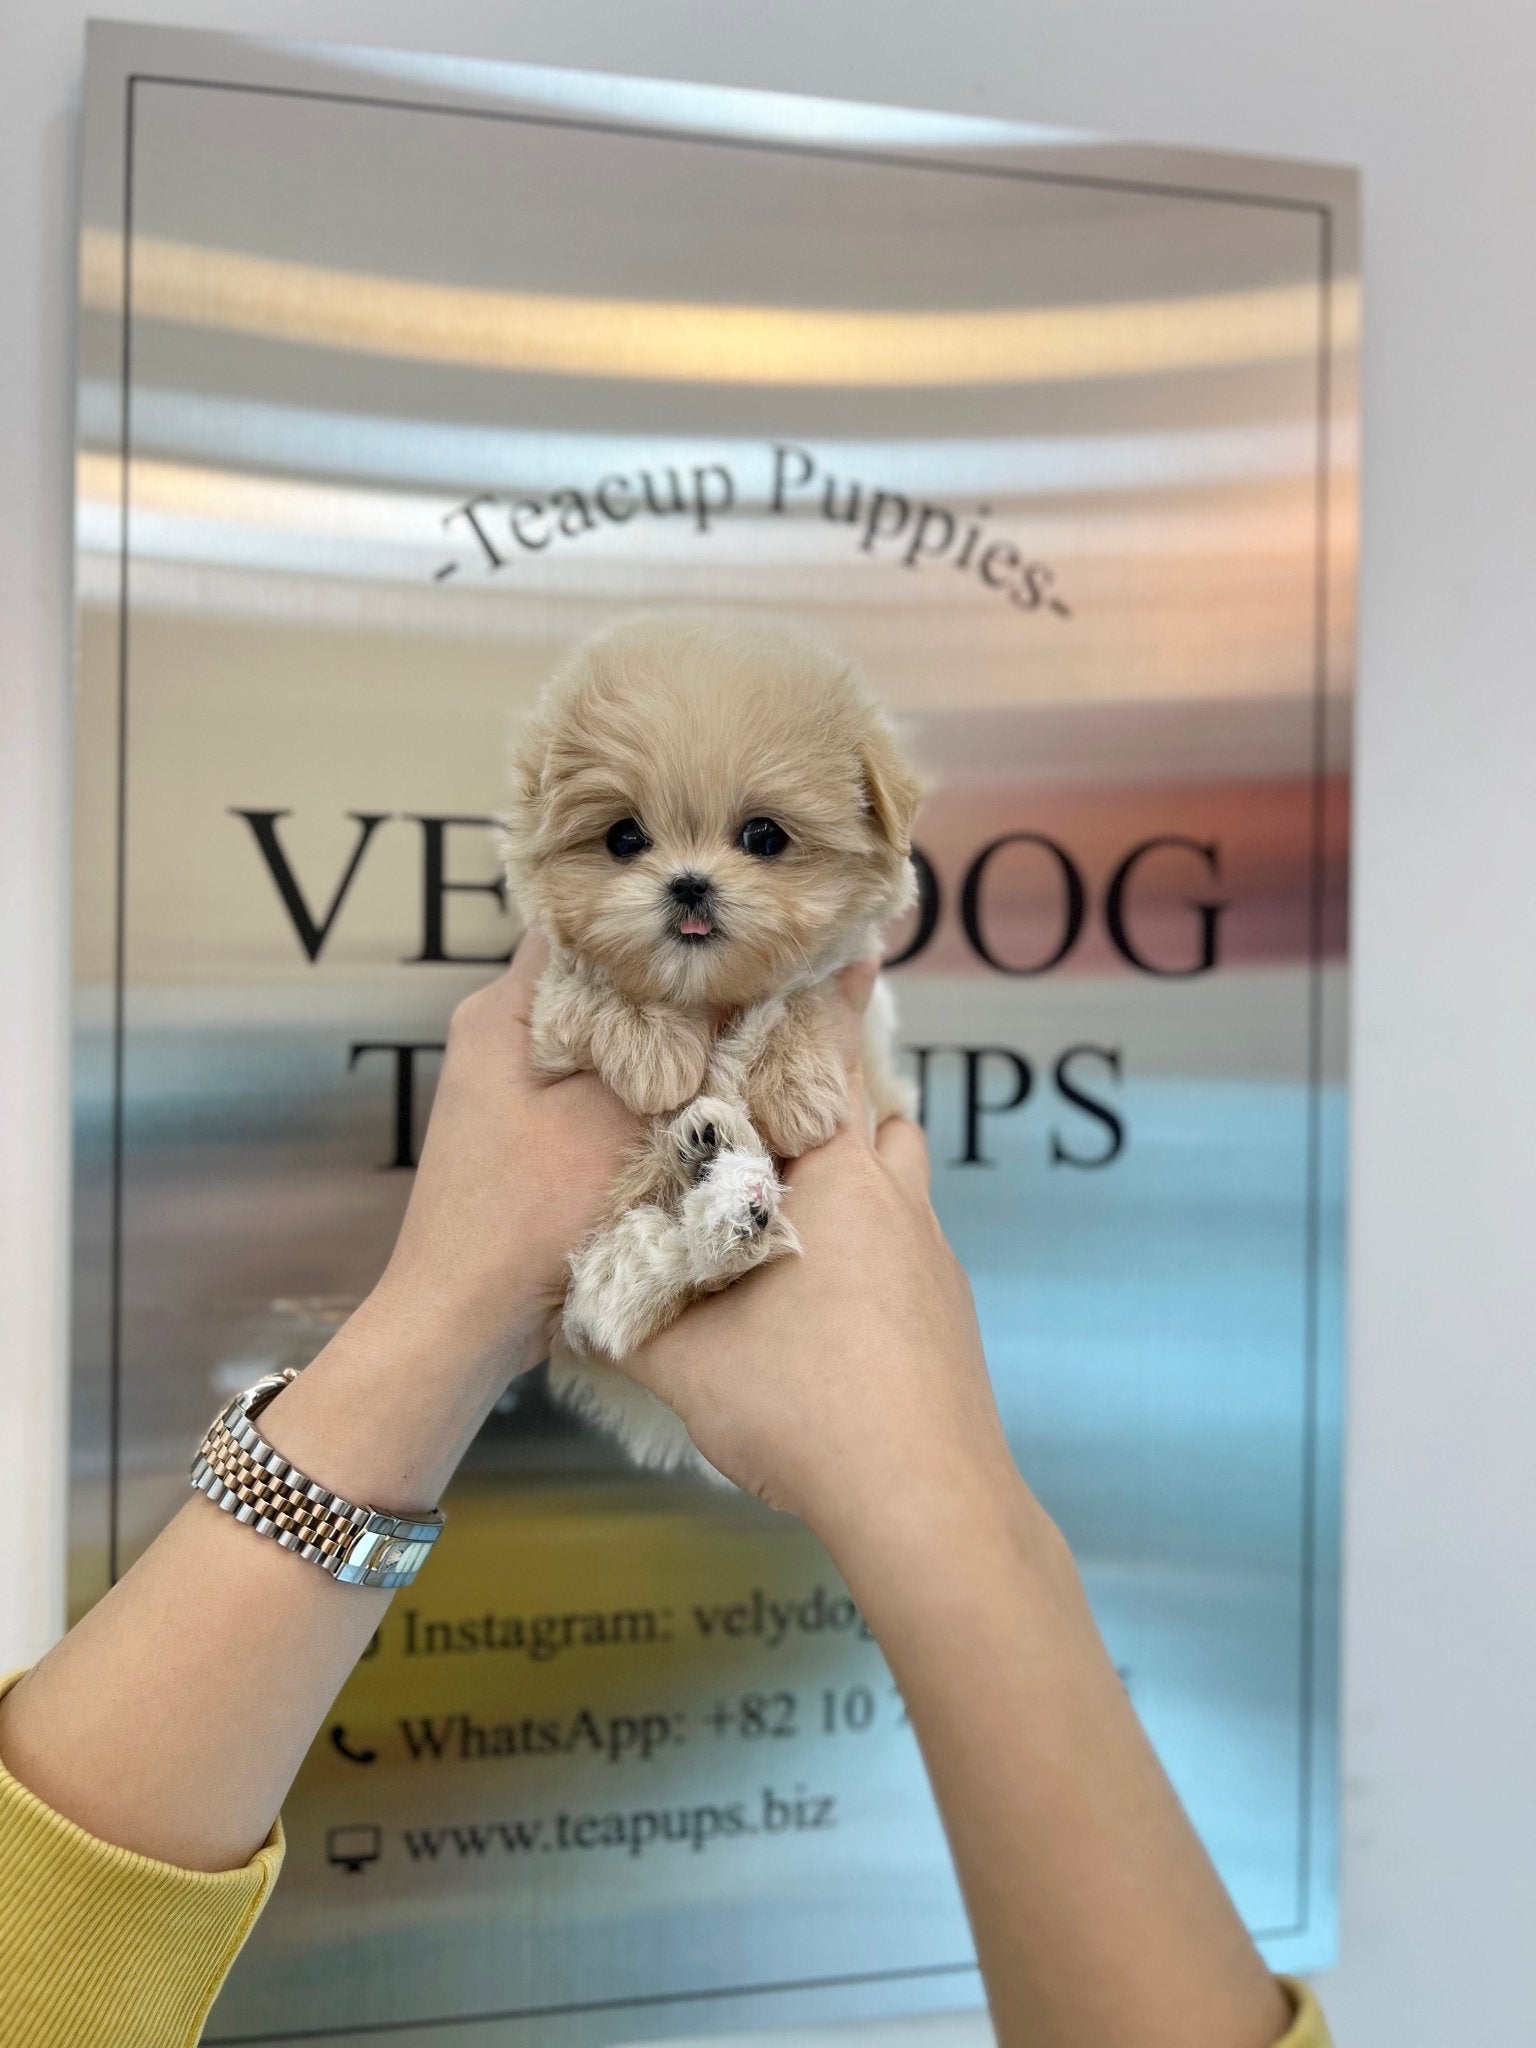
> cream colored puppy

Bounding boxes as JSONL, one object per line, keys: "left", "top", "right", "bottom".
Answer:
{"left": 503, "top": 614, "right": 921, "bottom": 1472}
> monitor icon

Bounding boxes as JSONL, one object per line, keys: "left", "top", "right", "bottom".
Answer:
{"left": 326, "top": 1823, "right": 382, "bottom": 1873}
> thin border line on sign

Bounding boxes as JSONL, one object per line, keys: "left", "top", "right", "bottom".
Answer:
{"left": 130, "top": 69, "right": 1334, "bottom": 216}
{"left": 1292, "top": 194, "right": 1336, "bottom": 1945}
{"left": 214, "top": 1961, "right": 986, "bottom": 2045}
{"left": 106, "top": 76, "right": 138, "bottom": 1590}
{"left": 103, "top": 66, "right": 1338, "bottom": 2039}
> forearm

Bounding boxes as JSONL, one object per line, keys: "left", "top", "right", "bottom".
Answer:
{"left": 0, "top": 1280, "right": 541, "bottom": 1873}
{"left": 824, "top": 1469, "right": 1291, "bottom": 2048}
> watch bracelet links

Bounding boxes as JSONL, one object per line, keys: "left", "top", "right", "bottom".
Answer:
{"left": 190, "top": 1368, "right": 445, "bottom": 1589}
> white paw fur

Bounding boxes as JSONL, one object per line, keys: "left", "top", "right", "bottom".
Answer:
{"left": 673, "top": 1099, "right": 794, "bottom": 1286}
{"left": 552, "top": 1096, "right": 796, "bottom": 1475}
{"left": 546, "top": 1345, "right": 722, "bottom": 1479}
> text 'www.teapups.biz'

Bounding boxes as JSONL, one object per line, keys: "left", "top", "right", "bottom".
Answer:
{"left": 398, "top": 1786, "right": 837, "bottom": 1864}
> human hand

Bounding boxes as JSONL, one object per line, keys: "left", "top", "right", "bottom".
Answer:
{"left": 371, "top": 930, "right": 642, "bottom": 1373}
{"left": 625, "top": 966, "right": 1023, "bottom": 1546}
{"left": 619, "top": 993, "right": 1289, "bottom": 2048}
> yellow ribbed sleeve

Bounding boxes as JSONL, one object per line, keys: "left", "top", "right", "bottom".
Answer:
{"left": 1277, "top": 1975, "right": 1334, "bottom": 2047}
{"left": 0, "top": 1673, "right": 284, "bottom": 2048}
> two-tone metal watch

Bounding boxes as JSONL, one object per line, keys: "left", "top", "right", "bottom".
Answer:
{"left": 190, "top": 1369, "right": 445, "bottom": 1589}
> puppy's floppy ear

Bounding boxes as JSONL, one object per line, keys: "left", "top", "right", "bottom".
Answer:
{"left": 501, "top": 712, "right": 556, "bottom": 910}
{"left": 506, "top": 711, "right": 553, "bottom": 824}
{"left": 858, "top": 718, "right": 922, "bottom": 855}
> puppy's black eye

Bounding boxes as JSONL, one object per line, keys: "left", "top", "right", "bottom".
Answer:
{"left": 739, "top": 817, "right": 789, "bottom": 859}
{"left": 605, "top": 818, "right": 650, "bottom": 861}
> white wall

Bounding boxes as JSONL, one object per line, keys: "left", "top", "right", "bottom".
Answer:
{"left": 5, "top": 6, "right": 1534, "bottom": 2045}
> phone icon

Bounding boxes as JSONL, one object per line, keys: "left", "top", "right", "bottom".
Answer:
{"left": 330, "top": 1723, "right": 378, "bottom": 1766}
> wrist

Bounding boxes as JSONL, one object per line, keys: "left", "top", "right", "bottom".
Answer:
{"left": 251, "top": 1276, "right": 548, "bottom": 1514}
{"left": 365, "top": 1255, "right": 552, "bottom": 1385}
{"left": 811, "top": 1446, "right": 1075, "bottom": 1630}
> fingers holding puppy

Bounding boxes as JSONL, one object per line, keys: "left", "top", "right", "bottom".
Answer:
{"left": 876, "top": 1111, "right": 932, "bottom": 1198}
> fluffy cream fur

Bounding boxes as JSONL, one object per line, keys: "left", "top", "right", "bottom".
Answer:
{"left": 503, "top": 614, "right": 921, "bottom": 1475}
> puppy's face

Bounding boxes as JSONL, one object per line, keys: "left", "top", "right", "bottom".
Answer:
{"left": 506, "top": 618, "right": 920, "bottom": 1011}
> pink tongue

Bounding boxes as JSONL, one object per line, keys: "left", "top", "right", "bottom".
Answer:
{"left": 680, "top": 913, "right": 713, "bottom": 936}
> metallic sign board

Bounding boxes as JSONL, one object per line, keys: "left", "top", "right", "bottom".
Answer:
{"left": 72, "top": 23, "right": 1355, "bottom": 2044}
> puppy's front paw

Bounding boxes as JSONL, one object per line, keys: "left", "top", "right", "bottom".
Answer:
{"left": 562, "top": 1206, "right": 692, "bottom": 1361}
{"left": 747, "top": 1045, "right": 847, "bottom": 1160}
{"left": 681, "top": 1139, "right": 795, "bottom": 1288}
{"left": 669, "top": 1096, "right": 761, "bottom": 1179}
{"left": 529, "top": 971, "right": 592, "bottom": 1079}
{"left": 530, "top": 1013, "right": 586, "bottom": 1079}
{"left": 592, "top": 1006, "right": 709, "bottom": 1116}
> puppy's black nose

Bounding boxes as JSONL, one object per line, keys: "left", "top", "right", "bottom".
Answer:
{"left": 669, "top": 872, "right": 712, "bottom": 906}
